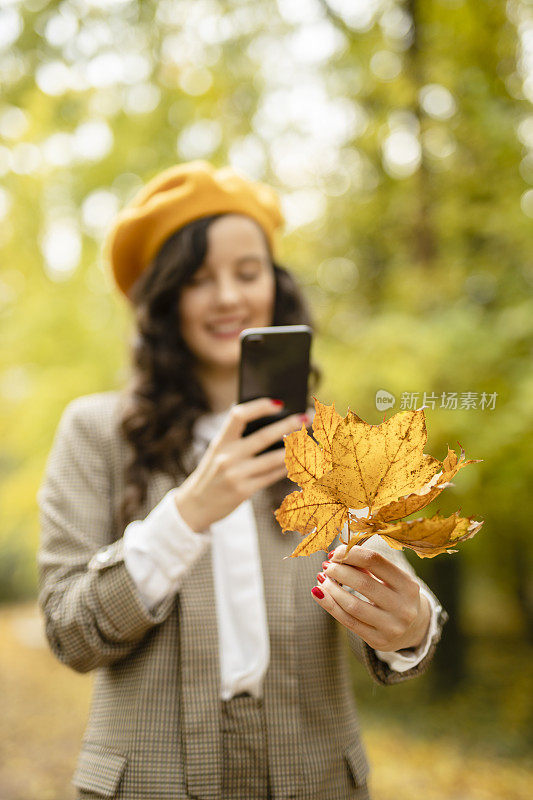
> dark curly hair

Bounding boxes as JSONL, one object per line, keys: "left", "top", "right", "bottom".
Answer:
{"left": 114, "top": 213, "right": 322, "bottom": 533}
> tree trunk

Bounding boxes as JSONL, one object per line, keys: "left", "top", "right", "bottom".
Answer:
{"left": 512, "top": 537, "right": 533, "bottom": 644}
{"left": 423, "top": 555, "right": 467, "bottom": 693}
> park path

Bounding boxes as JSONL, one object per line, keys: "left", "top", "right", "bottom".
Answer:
{"left": 0, "top": 601, "right": 530, "bottom": 800}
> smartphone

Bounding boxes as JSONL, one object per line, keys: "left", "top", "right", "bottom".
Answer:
{"left": 238, "top": 324, "right": 312, "bottom": 453}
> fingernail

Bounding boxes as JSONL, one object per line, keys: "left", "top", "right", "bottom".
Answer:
{"left": 316, "top": 572, "right": 326, "bottom": 584}
{"left": 327, "top": 550, "right": 335, "bottom": 559}
{"left": 311, "top": 586, "right": 324, "bottom": 599}
{"left": 299, "top": 413, "right": 310, "bottom": 424}
{"left": 322, "top": 561, "right": 330, "bottom": 570}
{"left": 271, "top": 399, "right": 284, "bottom": 407}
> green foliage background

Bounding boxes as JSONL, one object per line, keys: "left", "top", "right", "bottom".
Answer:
{"left": 1, "top": 0, "right": 532, "bottom": 669}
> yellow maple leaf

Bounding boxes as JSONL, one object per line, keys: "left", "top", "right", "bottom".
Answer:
{"left": 343, "top": 512, "right": 484, "bottom": 559}
{"left": 369, "top": 444, "right": 483, "bottom": 523}
{"left": 283, "top": 424, "right": 326, "bottom": 485}
{"left": 311, "top": 397, "right": 363, "bottom": 468}
{"left": 317, "top": 406, "right": 442, "bottom": 512}
{"left": 275, "top": 484, "right": 348, "bottom": 558}
{"left": 274, "top": 397, "right": 483, "bottom": 559}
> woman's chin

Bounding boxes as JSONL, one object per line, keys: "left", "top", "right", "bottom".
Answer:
{"left": 198, "top": 345, "right": 240, "bottom": 372}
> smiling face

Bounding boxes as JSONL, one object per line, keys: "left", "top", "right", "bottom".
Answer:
{"left": 177, "top": 213, "right": 276, "bottom": 378}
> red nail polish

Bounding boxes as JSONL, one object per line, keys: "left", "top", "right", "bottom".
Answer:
{"left": 322, "top": 561, "right": 330, "bottom": 570}
{"left": 299, "top": 413, "right": 310, "bottom": 424}
{"left": 271, "top": 399, "right": 284, "bottom": 406}
{"left": 327, "top": 551, "right": 335, "bottom": 559}
{"left": 316, "top": 572, "right": 325, "bottom": 584}
{"left": 311, "top": 586, "right": 324, "bottom": 599}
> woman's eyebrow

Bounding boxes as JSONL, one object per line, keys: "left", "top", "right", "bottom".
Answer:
{"left": 234, "top": 254, "right": 266, "bottom": 264}
{"left": 198, "top": 254, "right": 267, "bottom": 270}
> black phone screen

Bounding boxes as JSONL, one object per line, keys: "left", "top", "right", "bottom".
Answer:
{"left": 238, "top": 325, "right": 312, "bottom": 451}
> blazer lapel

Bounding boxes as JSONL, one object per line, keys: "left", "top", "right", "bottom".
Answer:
{"left": 157, "top": 438, "right": 304, "bottom": 800}
{"left": 251, "top": 488, "right": 304, "bottom": 800}
{"left": 159, "top": 445, "right": 221, "bottom": 800}
{"left": 179, "top": 538, "right": 222, "bottom": 800}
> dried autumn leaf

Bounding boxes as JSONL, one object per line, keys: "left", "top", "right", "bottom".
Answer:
{"left": 275, "top": 483, "right": 348, "bottom": 558}
{"left": 370, "top": 445, "right": 483, "bottom": 523}
{"left": 283, "top": 424, "right": 326, "bottom": 485}
{"left": 274, "top": 397, "right": 483, "bottom": 559}
{"left": 317, "top": 407, "right": 442, "bottom": 511}
{"left": 347, "top": 514, "right": 384, "bottom": 536}
{"left": 282, "top": 397, "right": 365, "bottom": 486}
{"left": 343, "top": 512, "right": 485, "bottom": 559}
{"left": 311, "top": 396, "right": 363, "bottom": 469}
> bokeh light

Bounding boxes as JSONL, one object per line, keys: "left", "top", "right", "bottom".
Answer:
{"left": 40, "top": 219, "right": 82, "bottom": 280}
{"left": 177, "top": 119, "right": 222, "bottom": 160}
{"left": 419, "top": 83, "right": 457, "bottom": 120}
{"left": 370, "top": 50, "right": 402, "bottom": 81}
{"left": 81, "top": 189, "right": 120, "bottom": 237}
{"left": 520, "top": 187, "right": 533, "bottom": 216}
{"left": 280, "top": 187, "right": 327, "bottom": 230}
{"left": 382, "top": 130, "right": 422, "bottom": 178}
{"left": 0, "top": 6, "right": 23, "bottom": 51}
{"left": 317, "top": 257, "right": 359, "bottom": 293}
{"left": 228, "top": 135, "right": 267, "bottom": 180}
{"left": 11, "top": 143, "right": 42, "bottom": 175}
{"left": 73, "top": 119, "right": 114, "bottom": 161}
{"left": 0, "top": 106, "right": 30, "bottom": 140}
{"left": 0, "top": 187, "right": 12, "bottom": 221}
{"left": 327, "top": 0, "right": 381, "bottom": 33}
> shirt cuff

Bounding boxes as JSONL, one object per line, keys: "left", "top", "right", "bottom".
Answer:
{"left": 123, "top": 488, "right": 212, "bottom": 612}
{"left": 373, "top": 586, "right": 442, "bottom": 672}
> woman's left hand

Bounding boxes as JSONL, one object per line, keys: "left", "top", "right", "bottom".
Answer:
{"left": 311, "top": 544, "right": 431, "bottom": 652}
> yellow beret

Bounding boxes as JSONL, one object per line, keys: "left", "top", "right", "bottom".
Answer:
{"left": 104, "top": 160, "right": 284, "bottom": 299}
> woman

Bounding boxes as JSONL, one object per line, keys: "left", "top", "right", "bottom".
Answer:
{"left": 37, "top": 161, "right": 448, "bottom": 800}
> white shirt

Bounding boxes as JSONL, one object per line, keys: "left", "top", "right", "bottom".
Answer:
{"left": 123, "top": 408, "right": 442, "bottom": 700}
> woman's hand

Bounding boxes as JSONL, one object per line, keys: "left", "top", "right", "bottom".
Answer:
{"left": 311, "top": 544, "right": 431, "bottom": 652}
{"left": 174, "top": 397, "right": 308, "bottom": 532}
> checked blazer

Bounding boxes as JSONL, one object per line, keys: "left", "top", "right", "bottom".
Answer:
{"left": 37, "top": 391, "right": 449, "bottom": 800}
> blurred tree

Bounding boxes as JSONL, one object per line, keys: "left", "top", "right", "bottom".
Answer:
{"left": 313, "top": 0, "right": 533, "bottom": 689}
{"left": 0, "top": 2, "right": 531, "bottom": 698}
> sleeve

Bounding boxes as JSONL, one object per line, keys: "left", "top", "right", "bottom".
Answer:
{"left": 36, "top": 397, "right": 182, "bottom": 674}
{"left": 373, "top": 586, "right": 443, "bottom": 671}
{"left": 123, "top": 488, "right": 212, "bottom": 611}
{"left": 342, "top": 534, "right": 449, "bottom": 685}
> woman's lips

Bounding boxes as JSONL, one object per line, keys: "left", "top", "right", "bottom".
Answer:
{"left": 206, "top": 322, "right": 247, "bottom": 339}
{"left": 209, "top": 329, "right": 241, "bottom": 339}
